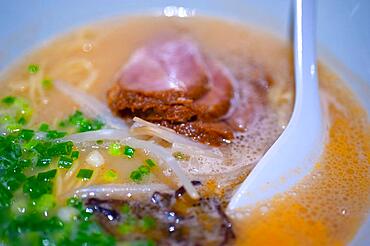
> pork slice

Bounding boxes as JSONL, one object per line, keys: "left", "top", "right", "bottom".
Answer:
{"left": 108, "top": 38, "right": 211, "bottom": 123}
{"left": 195, "top": 58, "right": 236, "bottom": 120}
{"left": 162, "top": 121, "right": 233, "bottom": 146}
{"left": 107, "top": 38, "right": 241, "bottom": 145}
{"left": 226, "top": 65, "right": 270, "bottom": 130}
{"left": 108, "top": 84, "right": 197, "bottom": 122}
{"left": 118, "top": 38, "right": 209, "bottom": 99}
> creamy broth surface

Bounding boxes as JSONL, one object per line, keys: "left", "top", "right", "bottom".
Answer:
{"left": 233, "top": 67, "right": 370, "bottom": 245}
{"left": 0, "top": 16, "right": 369, "bottom": 245}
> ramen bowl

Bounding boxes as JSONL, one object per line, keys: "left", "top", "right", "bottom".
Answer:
{"left": 0, "top": 1, "right": 368, "bottom": 245}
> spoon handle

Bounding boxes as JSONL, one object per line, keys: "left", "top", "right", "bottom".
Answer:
{"left": 294, "top": 0, "right": 321, "bottom": 117}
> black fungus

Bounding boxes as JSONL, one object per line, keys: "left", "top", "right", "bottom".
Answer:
{"left": 216, "top": 204, "right": 236, "bottom": 246}
{"left": 86, "top": 198, "right": 121, "bottom": 221}
{"left": 86, "top": 183, "right": 235, "bottom": 246}
{"left": 151, "top": 191, "right": 173, "bottom": 208}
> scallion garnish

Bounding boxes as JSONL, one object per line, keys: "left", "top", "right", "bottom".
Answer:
{"left": 17, "top": 116, "right": 27, "bottom": 125}
{"left": 129, "top": 159, "right": 156, "bottom": 182}
{"left": 0, "top": 96, "right": 33, "bottom": 129}
{"left": 0, "top": 111, "right": 115, "bottom": 245}
{"left": 48, "top": 141, "right": 73, "bottom": 156}
{"left": 103, "top": 169, "right": 118, "bottom": 182}
{"left": 23, "top": 176, "right": 53, "bottom": 199}
{"left": 124, "top": 145, "right": 135, "bottom": 158}
{"left": 36, "top": 194, "right": 56, "bottom": 212}
{"left": 46, "top": 130, "right": 67, "bottom": 139}
{"left": 59, "top": 110, "right": 104, "bottom": 133}
{"left": 108, "top": 143, "right": 121, "bottom": 156}
{"left": 67, "top": 197, "right": 83, "bottom": 209}
{"left": 42, "top": 78, "right": 53, "bottom": 89}
{"left": 58, "top": 120, "right": 66, "bottom": 128}
{"left": 138, "top": 165, "right": 150, "bottom": 175}
{"left": 130, "top": 170, "right": 143, "bottom": 182}
{"left": 145, "top": 159, "right": 156, "bottom": 168}
{"left": 19, "top": 129, "right": 35, "bottom": 141}
{"left": 37, "top": 169, "right": 57, "bottom": 181}
{"left": 71, "top": 150, "right": 80, "bottom": 160}
{"left": 37, "top": 156, "right": 52, "bottom": 167}
{"left": 39, "top": 123, "right": 50, "bottom": 132}
{"left": 58, "top": 155, "right": 73, "bottom": 169}
{"left": 1, "top": 96, "right": 16, "bottom": 105}
{"left": 28, "top": 64, "right": 39, "bottom": 74}
{"left": 77, "top": 169, "right": 94, "bottom": 180}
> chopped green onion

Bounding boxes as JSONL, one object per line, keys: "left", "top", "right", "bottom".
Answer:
{"left": 58, "top": 120, "right": 67, "bottom": 128}
{"left": 71, "top": 150, "right": 79, "bottom": 160}
{"left": 59, "top": 110, "right": 105, "bottom": 133}
{"left": 80, "top": 206, "right": 94, "bottom": 221}
{"left": 37, "top": 156, "right": 52, "bottom": 167}
{"left": 129, "top": 159, "right": 156, "bottom": 182}
{"left": 145, "top": 159, "right": 156, "bottom": 168}
{"left": 17, "top": 116, "right": 27, "bottom": 125}
{"left": 68, "top": 110, "right": 84, "bottom": 124}
{"left": 0, "top": 96, "right": 33, "bottom": 126}
{"left": 104, "top": 169, "right": 118, "bottom": 182}
{"left": 1, "top": 96, "right": 16, "bottom": 105}
{"left": 35, "top": 194, "right": 55, "bottom": 212}
{"left": 67, "top": 110, "right": 104, "bottom": 132}
{"left": 76, "top": 169, "right": 94, "bottom": 180}
{"left": 23, "top": 139, "right": 39, "bottom": 150}
{"left": 108, "top": 143, "right": 121, "bottom": 156}
{"left": 130, "top": 170, "right": 142, "bottom": 182}
{"left": 33, "top": 142, "right": 49, "bottom": 154}
{"left": 39, "top": 123, "right": 50, "bottom": 132}
{"left": 37, "top": 169, "right": 57, "bottom": 181}
{"left": 0, "top": 121, "right": 118, "bottom": 245}
{"left": 58, "top": 155, "right": 73, "bottom": 169}
{"left": 67, "top": 197, "right": 83, "bottom": 210}
{"left": 46, "top": 130, "right": 67, "bottom": 139}
{"left": 124, "top": 145, "right": 135, "bottom": 158}
{"left": 138, "top": 165, "right": 150, "bottom": 175}
{"left": 23, "top": 176, "right": 53, "bottom": 199}
{"left": 48, "top": 141, "right": 73, "bottom": 156}
{"left": 28, "top": 64, "right": 39, "bottom": 74}
{"left": 42, "top": 78, "right": 53, "bottom": 89}
{"left": 19, "top": 129, "right": 35, "bottom": 141}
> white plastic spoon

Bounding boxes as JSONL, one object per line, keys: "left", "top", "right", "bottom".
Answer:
{"left": 228, "top": 0, "right": 323, "bottom": 211}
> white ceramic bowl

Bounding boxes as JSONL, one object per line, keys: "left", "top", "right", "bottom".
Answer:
{"left": 0, "top": 1, "right": 369, "bottom": 244}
